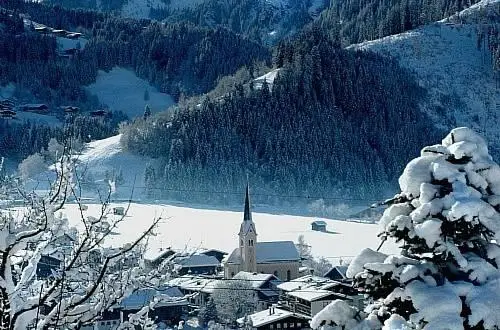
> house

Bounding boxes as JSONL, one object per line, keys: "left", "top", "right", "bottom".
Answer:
{"left": 233, "top": 271, "right": 282, "bottom": 311}
{"left": 62, "top": 105, "right": 79, "bottom": 113}
{"left": 224, "top": 185, "right": 300, "bottom": 281}
{"left": 91, "top": 109, "right": 108, "bottom": 117}
{"left": 323, "top": 266, "right": 348, "bottom": 282}
{"left": 36, "top": 255, "right": 62, "bottom": 279}
{"left": 66, "top": 32, "right": 82, "bottom": 39}
{"left": 176, "top": 254, "right": 221, "bottom": 276}
{"left": 168, "top": 275, "right": 220, "bottom": 308}
{"left": 311, "top": 221, "right": 327, "bottom": 232}
{"left": 0, "top": 110, "right": 16, "bottom": 118}
{"left": 113, "top": 207, "right": 125, "bottom": 215}
{"left": 237, "top": 306, "right": 311, "bottom": 330}
{"left": 34, "top": 26, "right": 51, "bottom": 33}
{"left": 97, "top": 286, "right": 188, "bottom": 328}
{"left": 200, "top": 249, "right": 227, "bottom": 262}
{"left": 20, "top": 104, "right": 49, "bottom": 113}
{"left": 277, "top": 275, "right": 363, "bottom": 316}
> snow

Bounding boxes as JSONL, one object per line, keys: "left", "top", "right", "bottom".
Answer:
{"left": 254, "top": 69, "right": 281, "bottom": 90}
{"left": 288, "top": 289, "right": 334, "bottom": 302}
{"left": 74, "top": 134, "right": 156, "bottom": 199}
{"left": 50, "top": 201, "right": 400, "bottom": 263}
{"left": 86, "top": 67, "right": 174, "bottom": 118}
{"left": 346, "top": 248, "right": 387, "bottom": 278}
{"left": 233, "top": 272, "right": 278, "bottom": 289}
{"left": 242, "top": 308, "right": 294, "bottom": 328}
{"left": 351, "top": 0, "right": 500, "bottom": 149}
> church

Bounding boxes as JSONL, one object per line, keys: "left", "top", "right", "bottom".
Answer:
{"left": 224, "top": 185, "right": 301, "bottom": 281}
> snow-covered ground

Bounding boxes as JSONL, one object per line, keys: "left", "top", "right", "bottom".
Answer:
{"left": 351, "top": 0, "right": 500, "bottom": 149}
{"left": 57, "top": 201, "right": 399, "bottom": 263}
{"left": 86, "top": 67, "right": 174, "bottom": 118}
{"left": 254, "top": 69, "right": 281, "bottom": 90}
{"left": 73, "top": 134, "right": 155, "bottom": 199}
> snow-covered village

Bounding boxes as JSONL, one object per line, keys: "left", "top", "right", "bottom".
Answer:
{"left": 1, "top": 0, "right": 500, "bottom": 329}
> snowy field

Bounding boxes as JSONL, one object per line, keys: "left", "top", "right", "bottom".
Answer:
{"left": 351, "top": 0, "right": 500, "bottom": 148}
{"left": 56, "top": 201, "right": 399, "bottom": 263}
{"left": 86, "top": 67, "right": 174, "bottom": 118}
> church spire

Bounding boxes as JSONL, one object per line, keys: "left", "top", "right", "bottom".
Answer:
{"left": 243, "top": 183, "right": 252, "bottom": 222}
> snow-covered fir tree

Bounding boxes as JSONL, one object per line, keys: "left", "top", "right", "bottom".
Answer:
{"left": 312, "top": 127, "right": 500, "bottom": 330}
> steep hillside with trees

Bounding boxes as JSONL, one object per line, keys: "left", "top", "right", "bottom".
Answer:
{"left": 120, "top": 28, "right": 441, "bottom": 205}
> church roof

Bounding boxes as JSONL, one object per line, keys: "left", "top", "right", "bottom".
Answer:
{"left": 226, "top": 241, "right": 300, "bottom": 265}
{"left": 239, "top": 184, "right": 256, "bottom": 236}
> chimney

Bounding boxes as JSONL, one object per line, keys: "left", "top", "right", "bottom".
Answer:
{"left": 269, "top": 307, "right": 272, "bottom": 315}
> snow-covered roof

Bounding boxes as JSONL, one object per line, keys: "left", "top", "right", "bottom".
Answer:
{"left": 233, "top": 271, "right": 279, "bottom": 289}
{"left": 168, "top": 275, "right": 221, "bottom": 294}
{"left": 288, "top": 289, "right": 336, "bottom": 302}
{"left": 277, "top": 275, "right": 333, "bottom": 292}
{"left": 227, "top": 241, "right": 300, "bottom": 265}
{"left": 119, "top": 287, "right": 187, "bottom": 310}
{"left": 238, "top": 308, "right": 299, "bottom": 328}
{"left": 177, "top": 254, "right": 220, "bottom": 268}
{"left": 312, "top": 220, "right": 327, "bottom": 226}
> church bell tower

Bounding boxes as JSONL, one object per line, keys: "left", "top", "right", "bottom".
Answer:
{"left": 239, "top": 184, "right": 257, "bottom": 273}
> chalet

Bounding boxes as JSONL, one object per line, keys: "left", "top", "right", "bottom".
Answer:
{"left": 168, "top": 275, "right": 220, "bottom": 308}
{"left": 200, "top": 249, "right": 227, "bottom": 262}
{"left": 323, "top": 266, "right": 348, "bottom": 282}
{"left": 238, "top": 306, "right": 311, "bottom": 330}
{"left": 0, "top": 99, "right": 15, "bottom": 108}
{"left": 97, "top": 286, "right": 188, "bottom": 327}
{"left": 34, "top": 26, "right": 51, "bottom": 33}
{"left": 233, "top": 271, "right": 282, "bottom": 310}
{"left": 91, "top": 110, "right": 108, "bottom": 117}
{"left": 62, "top": 105, "right": 79, "bottom": 113}
{"left": 113, "top": 206, "right": 125, "bottom": 215}
{"left": 0, "top": 110, "right": 16, "bottom": 118}
{"left": 176, "top": 254, "right": 221, "bottom": 276}
{"left": 277, "top": 275, "right": 363, "bottom": 316}
{"left": 66, "top": 32, "right": 82, "bottom": 39}
{"left": 311, "top": 221, "right": 327, "bottom": 232}
{"left": 20, "top": 104, "right": 49, "bottom": 113}
{"left": 51, "top": 29, "right": 67, "bottom": 36}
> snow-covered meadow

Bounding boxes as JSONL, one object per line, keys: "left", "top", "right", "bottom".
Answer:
{"left": 86, "top": 67, "right": 174, "bottom": 118}
{"left": 54, "top": 201, "right": 399, "bottom": 263}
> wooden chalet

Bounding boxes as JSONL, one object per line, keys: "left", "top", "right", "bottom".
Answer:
{"left": 0, "top": 110, "right": 16, "bottom": 118}
{"left": 20, "top": 104, "right": 49, "bottom": 113}
{"left": 91, "top": 109, "right": 108, "bottom": 117}
{"left": 238, "top": 306, "right": 311, "bottom": 330}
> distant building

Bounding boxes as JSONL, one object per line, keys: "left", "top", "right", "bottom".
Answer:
{"left": 97, "top": 286, "right": 188, "bottom": 328}
{"left": 233, "top": 271, "right": 282, "bottom": 310}
{"left": 91, "top": 109, "right": 108, "bottom": 117}
{"left": 176, "top": 254, "right": 221, "bottom": 275}
{"left": 20, "top": 104, "right": 49, "bottom": 113}
{"left": 323, "top": 266, "right": 348, "bottom": 282}
{"left": 224, "top": 185, "right": 300, "bottom": 281}
{"left": 237, "top": 306, "right": 310, "bottom": 330}
{"left": 277, "top": 275, "right": 363, "bottom": 317}
{"left": 311, "top": 221, "right": 327, "bottom": 232}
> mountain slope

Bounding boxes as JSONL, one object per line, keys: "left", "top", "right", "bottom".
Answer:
{"left": 351, "top": 0, "right": 500, "bottom": 152}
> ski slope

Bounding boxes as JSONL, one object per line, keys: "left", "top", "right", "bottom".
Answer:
{"left": 86, "top": 67, "right": 174, "bottom": 118}
{"left": 351, "top": 0, "right": 500, "bottom": 150}
{"left": 58, "top": 201, "right": 399, "bottom": 263}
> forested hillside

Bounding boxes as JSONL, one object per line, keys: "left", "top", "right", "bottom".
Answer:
{"left": 1, "top": 1, "right": 271, "bottom": 103}
{"left": 317, "top": 0, "right": 482, "bottom": 45}
{"left": 120, "top": 28, "right": 441, "bottom": 205}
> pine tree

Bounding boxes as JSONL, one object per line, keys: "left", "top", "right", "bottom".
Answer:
{"left": 312, "top": 127, "right": 500, "bottom": 329}
{"left": 143, "top": 104, "right": 152, "bottom": 120}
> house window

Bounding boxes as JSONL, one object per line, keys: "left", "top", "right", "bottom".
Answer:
{"left": 249, "top": 239, "right": 254, "bottom": 246}
{"left": 297, "top": 323, "right": 302, "bottom": 328}
{"left": 284, "top": 323, "right": 288, "bottom": 328}
{"left": 277, "top": 324, "right": 281, "bottom": 329}
{"left": 287, "top": 270, "right": 291, "bottom": 281}
{"left": 270, "top": 325, "right": 274, "bottom": 329}
{"left": 231, "top": 272, "right": 235, "bottom": 277}
{"left": 290, "top": 323, "right": 295, "bottom": 328}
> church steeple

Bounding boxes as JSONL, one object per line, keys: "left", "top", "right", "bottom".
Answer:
{"left": 239, "top": 183, "right": 257, "bottom": 273}
{"left": 243, "top": 183, "right": 252, "bottom": 222}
